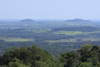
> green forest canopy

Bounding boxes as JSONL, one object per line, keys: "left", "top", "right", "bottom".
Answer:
{"left": 0, "top": 44, "right": 100, "bottom": 67}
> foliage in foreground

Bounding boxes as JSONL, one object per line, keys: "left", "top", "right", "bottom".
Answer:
{"left": 0, "top": 44, "right": 100, "bottom": 67}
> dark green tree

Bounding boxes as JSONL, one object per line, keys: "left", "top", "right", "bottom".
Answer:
{"left": 58, "top": 51, "right": 79, "bottom": 67}
{"left": 0, "top": 44, "right": 53, "bottom": 67}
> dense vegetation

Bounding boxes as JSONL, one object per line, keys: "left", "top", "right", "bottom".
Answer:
{"left": 1, "top": 26, "right": 100, "bottom": 57}
{"left": 0, "top": 19, "right": 100, "bottom": 67}
{"left": 0, "top": 44, "right": 100, "bottom": 67}
{"left": 52, "top": 26, "right": 100, "bottom": 32}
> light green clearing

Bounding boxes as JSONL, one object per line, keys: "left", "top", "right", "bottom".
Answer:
{"left": 53, "top": 31, "right": 100, "bottom": 35}
{"left": 53, "top": 31, "right": 83, "bottom": 35}
{"left": 4, "top": 37, "right": 34, "bottom": 42}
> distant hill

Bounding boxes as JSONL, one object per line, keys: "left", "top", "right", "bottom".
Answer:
{"left": 20, "top": 19, "right": 35, "bottom": 22}
{"left": 66, "top": 19, "right": 90, "bottom": 22}
{"left": 52, "top": 26, "right": 100, "bottom": 32}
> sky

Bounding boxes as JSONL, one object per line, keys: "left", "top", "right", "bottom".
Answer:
{"left": 0, "top": 0, "right": 100, "bottom": 20}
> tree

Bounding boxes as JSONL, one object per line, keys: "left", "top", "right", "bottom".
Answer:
{"left": 77, "top": 44, "right": 92, "bottom": 62}
{"left": 8, "top": 58, "right": 30, "bottom": 67}
{"left": 0, "top": 44, "right": 53, "bottom": 67}
{"left": 58, "top": 51, "right": 79, "bottom": 67}
{"left": 78, "top": 62, "right": 92, "bottom": 67}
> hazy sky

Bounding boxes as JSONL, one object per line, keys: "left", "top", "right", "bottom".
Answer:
{"left": 0, "top": 0, "right": 100, "bottom": 20}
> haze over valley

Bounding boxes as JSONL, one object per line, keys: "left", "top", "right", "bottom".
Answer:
{"left": 0, "top": 0, "right": 100, "bottom": 67}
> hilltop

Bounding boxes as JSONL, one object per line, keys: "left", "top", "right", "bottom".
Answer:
{"left": 20, "top": 19, "right": 35, "bottom": 22}
{"left": 66, "top": 19, "right": 90, "bottom": 22}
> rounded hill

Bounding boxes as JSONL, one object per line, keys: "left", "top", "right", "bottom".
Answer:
{"left": 20, "top": 19, "right": 35, "bottom": 22}
{"left": 66, "top": 19, "right": 90, "bottom": 22}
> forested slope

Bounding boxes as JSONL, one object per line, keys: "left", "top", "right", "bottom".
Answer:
{"left": 0, "top": 44, "right": 100, "bottom": 67}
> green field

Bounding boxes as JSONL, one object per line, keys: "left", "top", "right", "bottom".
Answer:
{"left": 53, "top": 31, "right": 83, "bottom": 35}
{"left": 3, "top": 37, "right": 34, "bottom": 42}
{"left": 53, "top": 31, "right": 100, "bottom": 35}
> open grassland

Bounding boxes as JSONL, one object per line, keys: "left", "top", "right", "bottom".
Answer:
{"left": 2, "top": 37, "right": 34, "bottom": 42}
{"left": 53, "top": 31, "right": 83, "bottom": 35}
{"left": 53, "top": 31, "right": 100, "bottom": 35}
